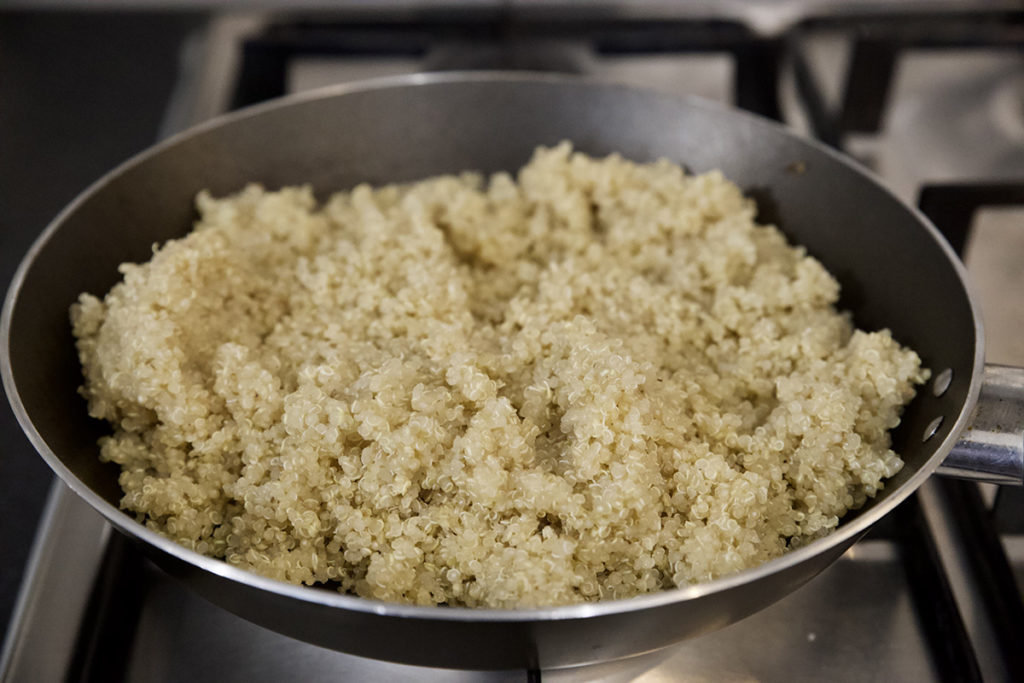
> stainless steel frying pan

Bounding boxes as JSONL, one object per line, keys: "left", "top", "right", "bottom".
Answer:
{"left": 3, "top": 73, "right": 1023, "bottom": 671}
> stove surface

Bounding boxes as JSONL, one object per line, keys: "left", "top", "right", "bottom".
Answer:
{"left": 3, "top": 6, "right": 1024, "bottom": 682}
{"left": 3, "top": 485, "right": 941, "bottom": 682}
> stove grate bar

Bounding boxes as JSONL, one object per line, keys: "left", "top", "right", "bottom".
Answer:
{"left": 918, "top": 182, "right": 1024, "bottom": 256}
{"left": 892, "top": 493, "right": 984, "bottom": 683}
{"left": 937, "top": 480, "right": 1024, "bottom": 682}
{"left": 835, "top": 13, "right": 1024, "bottom": 134}
{"left": 230, "top": 17, "right": 784, "bottom": 120}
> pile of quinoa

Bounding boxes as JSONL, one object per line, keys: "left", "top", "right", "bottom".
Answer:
{"left": 71, "top": 144, "right": 926, "bottom": 608}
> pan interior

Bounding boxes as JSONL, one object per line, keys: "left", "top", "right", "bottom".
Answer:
{"left": 4, "top": 75, "right": 975, "bottom": 583}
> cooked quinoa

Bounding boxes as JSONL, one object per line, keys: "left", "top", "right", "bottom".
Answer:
{"left": 71, "top": 143, "right": 927, "bottom": 608}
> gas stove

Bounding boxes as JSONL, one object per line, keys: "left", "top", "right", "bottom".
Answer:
{"left": 2, "top": 4, "right": 1024, "bottom": 682}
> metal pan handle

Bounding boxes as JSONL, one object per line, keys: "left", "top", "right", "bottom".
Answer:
{"left": 939, "top": 364, "right": 1024, "bottom": 486}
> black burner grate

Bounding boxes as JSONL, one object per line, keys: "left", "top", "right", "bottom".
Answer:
{"left": 231, "top": 15, "right": 783, "bottom": 120}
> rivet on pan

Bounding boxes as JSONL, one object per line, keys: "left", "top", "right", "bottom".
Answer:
{"left": 786, "top": 160, "right": 807, "bottom": 175}
{"left": 923, "top": 416, "right": 944, "bottom": 442}
{"left": 933, "top": 368, "right": 953, "bottom": 397}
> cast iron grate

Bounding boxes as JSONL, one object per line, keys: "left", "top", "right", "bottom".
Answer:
{"left": 230, "top": 14, "right": 783, "bottom": 121}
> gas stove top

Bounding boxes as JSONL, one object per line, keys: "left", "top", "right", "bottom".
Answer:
{"left": 3, "top": 5, "right": 1024, "bottom": 682}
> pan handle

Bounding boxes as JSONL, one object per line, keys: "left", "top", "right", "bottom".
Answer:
{"left": 938, "top": 364, "right": 1024, "bottom": 486}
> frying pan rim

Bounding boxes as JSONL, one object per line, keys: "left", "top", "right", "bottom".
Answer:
{"left": 0, "top": 70, "right": 986, "bottom": 623}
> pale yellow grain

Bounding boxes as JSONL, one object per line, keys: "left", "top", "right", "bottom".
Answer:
{"left": 72, "top": 143, "right": 927, "bottom": 608}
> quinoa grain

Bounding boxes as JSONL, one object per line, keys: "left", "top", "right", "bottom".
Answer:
{"left": 71, "top": 144, "right": 926, "bottom": 607}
